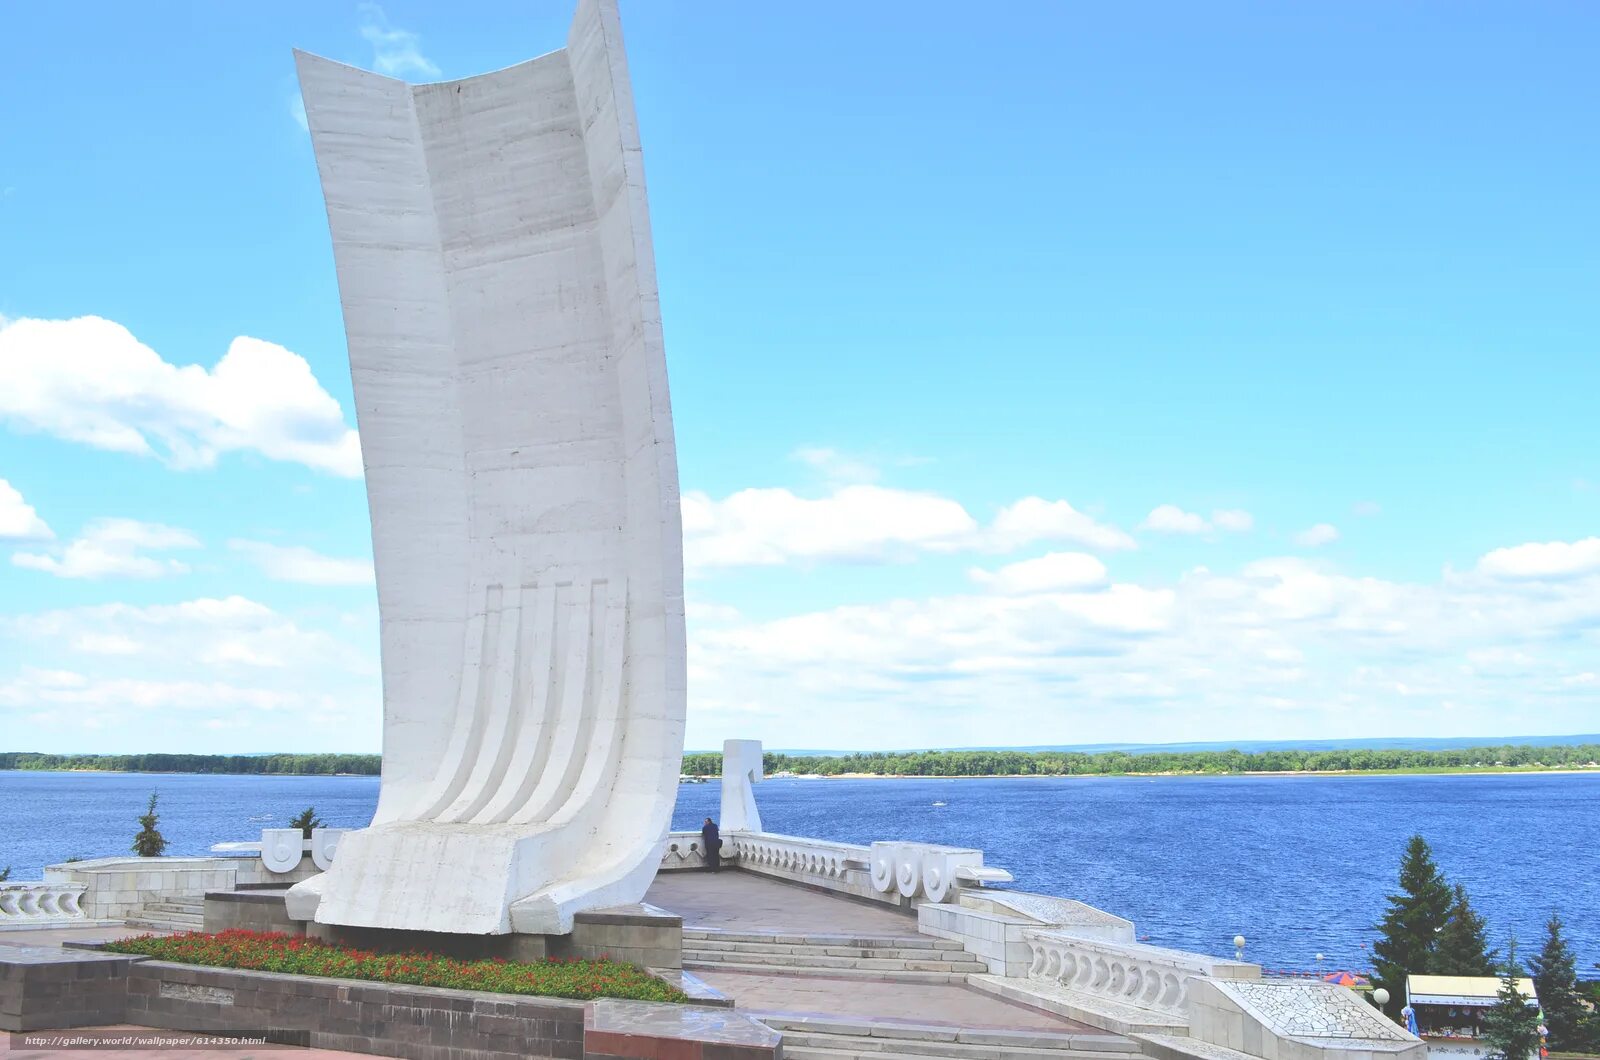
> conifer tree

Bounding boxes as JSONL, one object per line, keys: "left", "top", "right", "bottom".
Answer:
{"left": 1372, "top": 834, "right": 1453, "bottom": 1016}
{"left": 1481, "top": 938, "right": 1541, "bottom": 1060}
{"left": 1528, "top": 913, "right": 1588, "bottom": 1052}
{"left": 289, "top": 807, "right": 325, "bottom": 839}
{"left": 131, "top": 792, "right": 167, "bottom": 857}
{"left": 1434, "top": 882, "right": 1496, "bottom": 975}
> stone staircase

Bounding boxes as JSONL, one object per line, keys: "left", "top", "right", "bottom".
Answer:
{"left": 762, "top": 1016, "right": 1142, "bottom": 1060}
{"left": 125, "top": 895, "right": 204, "bottom": 933}
{"left": 682, "top": 928, "right": 988, "bottom": 984}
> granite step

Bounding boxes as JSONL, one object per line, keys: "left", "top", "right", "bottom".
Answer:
{"left": 684, "top": 960, "right": 973, "bottom": 985}
{"left": 780, "top": 1043, "right": 1137, "bottom": 1060}
{"left": 684, "top": 929, "right": 941, "bottom": 949}
{"left": 965, "top": 976, "right": 1188, "bottom": 1037}
{"left": 125, "top": 897, "right": 206, "bottom": 932}
{"left": 1132, "top": 1034, "right": 1260, "bottom": 1060}
{"left": 687, "top": 938, "right": 978, "bottom": 962}
{"left": 124, "top": 917, "right": 198, "bottom": 933}
{"left": 761, "top": 1019, "right": 1140, "bottom": 1057}
{"left": 684, "top": 949, "right": 983, "bottom": 973}
{"left": 131, "top": 909, "right": 203, "bottom": 923}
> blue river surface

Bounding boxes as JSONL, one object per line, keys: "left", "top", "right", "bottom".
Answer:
{"left": 1, "top": 769, "right": 1595, "bottom": 974}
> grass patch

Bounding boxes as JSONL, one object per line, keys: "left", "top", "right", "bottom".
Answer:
{"left": 104, "top": 929, "right": 687, "bottom": 1003}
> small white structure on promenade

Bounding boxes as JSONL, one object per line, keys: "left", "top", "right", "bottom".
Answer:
{"left": 287, "top": 0, "right": 686, "bottom": 936}
{"left": 720, "top": 739, "right": 765, "bottom": 833}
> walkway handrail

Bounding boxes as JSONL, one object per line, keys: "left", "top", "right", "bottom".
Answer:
{"left": 1023, "top": 928, "right": 1260, "bottom": 1017}
{"left": 0, "top": 881, "right": 89, "bottom": 923}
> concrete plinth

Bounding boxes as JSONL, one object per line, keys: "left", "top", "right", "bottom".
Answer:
{"left": 300, "top": 902, "right": 683, "bottom": 971}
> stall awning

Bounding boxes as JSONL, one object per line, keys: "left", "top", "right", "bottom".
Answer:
{"left": 1408, "top": 975, "right": 1539, "bottom": 1008}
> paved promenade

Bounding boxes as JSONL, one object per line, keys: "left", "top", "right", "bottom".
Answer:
{"left": 646, "top": 870, "right": 920, "bottom": 935}
{"left": 645, "top": 870, "right": 1097, "bottom": 1033}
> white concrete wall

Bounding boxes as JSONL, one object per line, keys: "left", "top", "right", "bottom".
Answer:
{"left": 918, "top": 901, "right": 1036, "bottom": 975}
{"left": 290, "top": 0, "right": 684, "bottom": 936}
{"left": 42, "top": 857, "right": 315, "bottom": 922}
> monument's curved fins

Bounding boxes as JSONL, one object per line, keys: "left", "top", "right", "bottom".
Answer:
{"left": 286, "top": 0, "right": 685, "bottom": 936}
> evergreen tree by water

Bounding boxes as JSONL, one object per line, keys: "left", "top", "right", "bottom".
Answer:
{"left": 290, "top": 806, "right": 325, "bottom": 839}
{"left": 1480, "top": 938, "right": 1542, "bottom": 1060}
{"left": 1528, "top": 914, "right": 1593, "bottom": 1053}
{"left": 1434, "top": 882, "right": 1497, "bottom": 976}
{"left": 130, "top": 792, "right": 167, "bottom": 858}
{"left": 1372, "top": 835, "right": 1454, "bottom": 1016}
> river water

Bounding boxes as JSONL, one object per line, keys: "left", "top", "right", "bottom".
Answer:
{"left": 2, "top": 769, "right": 1594, "bottom": 974}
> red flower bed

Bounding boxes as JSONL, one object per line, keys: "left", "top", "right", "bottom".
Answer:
{"left": 104, "top": 929, "right": 687, "bottom": 1003}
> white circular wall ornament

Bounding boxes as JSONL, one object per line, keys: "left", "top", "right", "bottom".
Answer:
{"left": 261, "top": 829, "right": 304, "bottom": 874}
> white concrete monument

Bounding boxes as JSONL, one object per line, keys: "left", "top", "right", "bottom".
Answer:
{"left": 286, "top": 0, "right": 686, "bottom": 936}
{"left": 720, "top": 740, "right": 765, "bottom": 833}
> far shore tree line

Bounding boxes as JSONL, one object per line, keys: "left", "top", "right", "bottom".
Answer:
{"left": 1374, "top": 834, "right": 1600, "bottom": 1055}
{"left": 680, "top": 743, "right": 1600, "bottom": 779}
{"left": 3, "top": 743, "right": 1597, "bottom": 779}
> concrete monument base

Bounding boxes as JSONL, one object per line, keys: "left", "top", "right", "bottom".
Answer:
{"left": 307, "top": 902, "right": 682, "bottom": 971}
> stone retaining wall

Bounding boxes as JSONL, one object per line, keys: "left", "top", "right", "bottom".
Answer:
{"left": 203, "top": 891, "right": 302, "bottom": 935}
{"left": 0, "top": 944, "right": 138, "bottom": 1032}
{"left": 127, "top": 960, "right": 587, "bottom": 1059}
{"left": 2, "top": 943, "right": 775, "bottom": 1060}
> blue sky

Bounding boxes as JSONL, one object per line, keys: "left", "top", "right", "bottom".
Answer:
{"left": 1, "top": 2, "right": 1596, "bottom": 754}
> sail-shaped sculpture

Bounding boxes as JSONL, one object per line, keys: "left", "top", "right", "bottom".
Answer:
{"left": 286, "top": 0, "right": 685, "bottom": 936}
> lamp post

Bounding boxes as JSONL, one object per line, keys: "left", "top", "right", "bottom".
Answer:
{"left": 1315, "top": 952, "right": 1325, "bottom": 978}
{"left": 1372, "top": 987, "right": 1390, "bottom": 1010}
{"left": 1234, "top": 935, "right": 1247, "bottom": 962}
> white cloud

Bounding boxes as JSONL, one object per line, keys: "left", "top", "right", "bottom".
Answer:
{"left": 682, "top": 484, "right": 976, "bottom": 569}
{"left": 969, "top": 552, "right": 1108, "bottom": 594}
{"left": 983, "top": 497, "right": 1136, "bottom": 553}
{"left": 357, "top": 3, "right": 441, "bottom": 79}
{"left": 0, "top": 598, "right": 381, "bottom": 748}
{"left": 0, "top": 315, "right": 361, "bottom": 477}
{"left": 1294, "top": 523, "right": 1340, "bottom": 547}
{"left": 685, "top": 534, "right": 1600, "bottom": 750}
{"left": 0, "top": 668, "right": 308, "bottom": 714}
{"left": 792, "top": 447, "right": 881, "bottom": 485}
{"left": 1477, "top": 537, "right": 1600, "bottom": 581}
{"left": 681, "top": 487, "right": 1134, "bottom": 571}
{"left": 290, "top": 93, "right": 309, "bottom": 131}
{"left": 1141, "top": 504, "right": 1210, "bottom": 535}
{"left": 230, "top": 540, "right": 374, "bottom": 586}
{"left": 1353, "top": 500, "right": 1382, "bottom": 518}
{"left": 12, "top": 518, "right": 198, "bottom": 579}
{"left": 0, "top": 478, "right": 52, "bottom": 540}
{"left": 9, "top": 595, "right": 373, "bottom": 674}
{"left": 1213, "top": 508, "right": 1254, "bottom": 533}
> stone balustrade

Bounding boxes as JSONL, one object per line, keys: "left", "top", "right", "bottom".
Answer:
{"left": 0, "top": 882, "right": 90, "bottom": 926}
{"left": 1024, "top": 929, "right": 1260, "bottom": 1018}
{"left": 728, "top": 831, "right": 868, "bottom": 881}
{"left": 661, "top": 831, "right": 712, "bottom": 870}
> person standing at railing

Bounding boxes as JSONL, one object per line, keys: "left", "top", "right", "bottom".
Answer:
{"left": 701, "top": 817, "right": 722, "bottom": 873}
